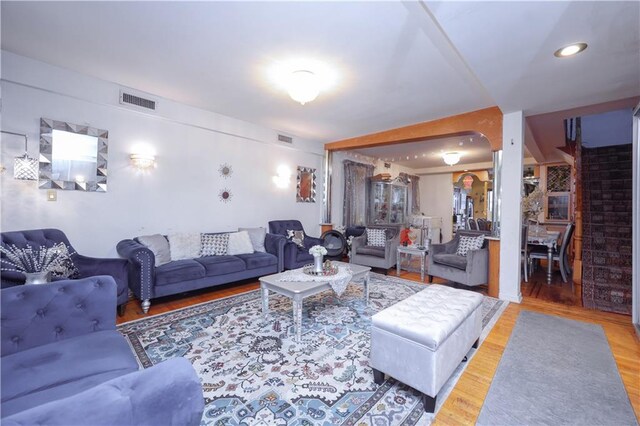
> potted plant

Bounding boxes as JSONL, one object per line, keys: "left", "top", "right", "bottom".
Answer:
{"left": 309, "top": 245, "right": 328, "bottom": 273}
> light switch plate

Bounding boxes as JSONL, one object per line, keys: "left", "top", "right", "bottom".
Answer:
{"left": 47, "top": 190, "right": 57, "bottom": 201}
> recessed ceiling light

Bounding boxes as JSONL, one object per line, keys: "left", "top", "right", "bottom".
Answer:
{"left": 554, "top": 43, "right": 588, "bottom": 58}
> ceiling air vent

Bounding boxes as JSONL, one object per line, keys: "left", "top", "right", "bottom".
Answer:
{"left": 278, "top": 134, "right": 293, "bottom": 144}
{"left": 119, "top": 90, "right": 157, "bottom": 111}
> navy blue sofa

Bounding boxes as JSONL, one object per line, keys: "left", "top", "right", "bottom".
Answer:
{"left": 268, "top": 220, "right": 323, "bottom": 270}
{"left": 1, "top": 276, "right": 204, "bottom": 425}
{"left": 1, "top": 228, "right": 130, "bottom": 316}
{"left": 117, "top": 232, "right": 285, "bottom": 313}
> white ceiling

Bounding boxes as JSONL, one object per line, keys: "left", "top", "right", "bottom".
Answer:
{"left": 1, "top": 1, "right": 638, "bottom": 146}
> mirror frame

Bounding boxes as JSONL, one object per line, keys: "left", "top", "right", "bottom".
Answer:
{"left": 296, "top": 166, "right": 316, "bottom": 203}
{"left": 39, "top": 118, "right": 108, "bottom": 192}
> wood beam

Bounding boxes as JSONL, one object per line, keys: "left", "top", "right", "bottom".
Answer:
{"left": 324, "top": 106, "right": 504, "bottom": 152}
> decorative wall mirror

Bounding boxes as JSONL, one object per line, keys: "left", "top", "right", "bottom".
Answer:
{"left": 296, "top": 166, "right": 316, "bottom": 203}
{"left": 39, "top": 118, "right": 108, "bottom": 192}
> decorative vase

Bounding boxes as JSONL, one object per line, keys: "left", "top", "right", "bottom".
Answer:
{"left": 23, "top": 271, "right": 51, "bottom": 285}
{"left": 313, "top": 254, "right": 324, "bottom": 273}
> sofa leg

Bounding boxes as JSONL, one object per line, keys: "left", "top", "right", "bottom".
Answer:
{"left": 141, "top": 299, "right": 151, "bottom": 314}
{"left": 428, "top": 275, "right": 433, "bottom": 283}
{"left": 472, "top": 338, "right": 479, "bottom": 349}
{"left": 372, "top": 368, "right": 385, "bottom": 385}
{"left": 422, "top": 394, "right": 437, "bottom": 413}
{"left": 117, "top": 304, "right": 126, "bottom": 317}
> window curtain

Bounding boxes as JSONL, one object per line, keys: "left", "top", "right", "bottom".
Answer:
{"left": 399, "top": 172, "right": 421, "bottom": 214}
{"left": 343, "top": 160, "right": 374, "bottom": 227}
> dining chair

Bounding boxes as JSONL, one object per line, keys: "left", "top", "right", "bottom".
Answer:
{"left": 467, "top": 218, "right": 478, "bottom": 230}
{"left": 521, "top": 224, "right": 529, "bottom": 282}
{"left": 529, "top": 223, "right": 575, "bottom": 283}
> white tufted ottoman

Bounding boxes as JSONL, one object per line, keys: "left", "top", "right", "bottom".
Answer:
{"left": 370, "top": 285, "right": 483, "bottom": 412}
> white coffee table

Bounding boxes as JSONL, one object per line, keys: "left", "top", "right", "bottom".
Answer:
{"left": 396, "top": 245, "right": 428, "bottom": 282}
{"left": 259, "top": 261, "right": 371, "bottom": 341}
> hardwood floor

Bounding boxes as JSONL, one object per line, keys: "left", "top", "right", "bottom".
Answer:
{"left": 117, "top": 269, "right": 639, "bottom": 424}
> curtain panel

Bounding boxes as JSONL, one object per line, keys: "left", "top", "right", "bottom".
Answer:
{"left": 343, "top": 160, "right": 374, "bottom": 227}
{"left": 399, "top": 172, "right": 421, "bottom": 214}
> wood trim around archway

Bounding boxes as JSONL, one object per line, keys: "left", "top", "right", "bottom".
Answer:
{"left": 324, "top": 106, "right": 504, "bottom": 151}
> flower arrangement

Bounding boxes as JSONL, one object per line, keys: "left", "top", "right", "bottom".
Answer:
{"left": 0, "top": 242, "right": 76, "bottom": 275}
{"left": 308, "top": 245, "right": 328, "bottom": 256}
{"left": 522, "top": 187, "right": 545, "bottom": 222}
{"left": 399, "top": 228, "right": 412, "bottom": 246}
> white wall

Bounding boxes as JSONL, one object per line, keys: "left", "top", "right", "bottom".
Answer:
{"left": 0, "top": 51, "right": 325, "bottom": 257}
{"left": 418, "top": 173, "right": 453, "bottom": 242}
{"left": 499, "top": 111, "right": 525, "bottom": 303}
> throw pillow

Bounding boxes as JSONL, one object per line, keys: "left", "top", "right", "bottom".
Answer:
{"left": 286, "top": 230, "right": 305, "bottom": 248}
{"left": 168, "top": 233, "right": 201, "bottom": 260}
{"left": 366, "top": 228, "right": 386, "bottom": 247}
{"left": 138, "top": 234, "right": 171, "bottom": 266}
{"left": 456, "top": 235, "right": 485, "bottom": 256}
{"left": 227, "top": 231, "right": 255, "bottom": 255}
{"left": 49, "top": 243, "right": 80, "bottom": 279}
{"left": 201, "top": 233, "right": 230, "bottom": 256}
{"left": 238, "top": 227, "right": 266, "bottom": 252}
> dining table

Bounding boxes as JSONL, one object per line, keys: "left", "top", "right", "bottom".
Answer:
{"left": 528, "top": 229, "right": 561, "bottom": 285}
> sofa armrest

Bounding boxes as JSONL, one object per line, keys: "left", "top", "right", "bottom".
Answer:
{"left": 74, "top": 255, "right": 128, "bottom": 299}
{"left": 2, "top": 357, "right": 204, "bottom": 426}
{"left": 303, "top": 235, "right": 324, "bottom": 248}
{"left": 384, "top": 233, "right": 400, "bottom": 262}
{"left": 466, "top": 248, "right": 489, "bottom": 279}
{"left": 117, "top": 239, "right": 156, "bottom": 301}
{"left": 1, "top": 276, "right": 117, "bottom": 357}
{"left": 265, "top": 233, "right": 286, "bottom": 272}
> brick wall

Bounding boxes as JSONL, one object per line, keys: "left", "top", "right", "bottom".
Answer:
{"left": 582, "top": 144, "right": 633, "bottom": 314}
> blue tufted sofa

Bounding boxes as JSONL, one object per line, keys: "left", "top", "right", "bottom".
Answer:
{"left": 117, "top": 232, "right": 286, "bottom": 313}
{"left": 1, "top": 276, "right": 204, "bottom": 425}
{"left": 268, "top": 220, "right": 324, "bottom": 270}
{"left": 1, "top": 228, "right": 130, "bottom": 315}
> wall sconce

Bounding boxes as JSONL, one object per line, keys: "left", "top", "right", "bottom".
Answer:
{"left": 1, "top": 130, "right": 38, "bottom": 180}
{"left": 130, "top": 153, "right": 156, "bottom": 170}
{"left": 272, "top": 165, "right": 292, "bottom": 188}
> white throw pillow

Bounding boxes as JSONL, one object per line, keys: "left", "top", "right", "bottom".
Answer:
{"left": 227, "top": 231, "right": 255, "bottom": 255}
{"left": 456, "top": 235, "right": 485, "bottom": 256}
{"left": 138, "top": 234, "right": 171, "bottom": 266}
{"left": 168, "top": 233, "right": 201, "bottom": 261}
{"left": 238, "top": 227, "right": 266, "bottom": 252}
{"left": 366, "top": 228, "right": 386, "bottom": 247}
{"left": 201, "top": 233, "right": 229, "bottom": 256}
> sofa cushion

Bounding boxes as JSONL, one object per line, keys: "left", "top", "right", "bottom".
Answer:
{"left": 356, "top": 245, "right": 386, "bottom": 258}
{"left": 194, "top": 256, "right": 246, "bottom": 276}
{"left": 433, "top": 253, "right": 468, "bottom": 270}
{"left": 366, "top": 228, "right": 386, "bottom": 247}
{"left": 168, "top": 233, "right": 201, "bottom": 260}
{"left": 238, "top": 227, "right": 266, "bottom": 252}
{"left": 1, "top": 330, "right": 138, "bottom": 418}
{"left": 235, "top": 252, "right": 277, "bottom": 270}
{"left": 227, "top": 231, "right": 254, "bottom": 255}
{"left": 456, "top": 235, "right": 485, "bottom": 256}
{"left": 137, "top": 234, "right": 171, "bottom": 266}
{"left": 200, "top": 233, "right": 229, "bottom": 256}
{"left": 155, "top": 260, "right": 206, "bottom": 286}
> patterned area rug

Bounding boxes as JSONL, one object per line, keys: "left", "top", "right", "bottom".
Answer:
{"left": 118, "top": 273, "right": 507, "bottom": 425}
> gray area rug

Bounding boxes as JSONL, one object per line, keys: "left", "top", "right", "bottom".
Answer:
{"left": 477, "top": 311, "right": 638, "bottom": 426}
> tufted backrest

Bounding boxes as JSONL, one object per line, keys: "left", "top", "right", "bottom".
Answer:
{"left": 1, "top": 276, "right": 117, "bottom": 357}
{"left": 268, "top": 220, "right": 304, "bottom": 237}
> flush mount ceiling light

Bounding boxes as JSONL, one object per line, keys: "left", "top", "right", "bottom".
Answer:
{"left": 554, "top": 42, "right": 588, "bottom": 57}
{"left": 442, "top": 152, "right": 461, "bottom": 166}
{"left": 267, "top": 58, "right": 338, "bottom": 105}
{"left": 287, "top": 70, "right": 320, "bottom": 105}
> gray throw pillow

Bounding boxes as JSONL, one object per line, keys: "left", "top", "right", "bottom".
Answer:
{"left": 138, "top": 234, "right": 171, "bottom": 266}
{"left": 238, "top": 227, "right": 266, "bottom": 252}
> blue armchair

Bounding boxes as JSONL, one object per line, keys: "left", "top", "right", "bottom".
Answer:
{"left": 1, "top": 228, "right": 130, "bottom": 315}
{"left": 268, "top": 220, "right": 323, "bottom": 269}
{"left": 1, "top": 276, "right": 204, "bottom": 425}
